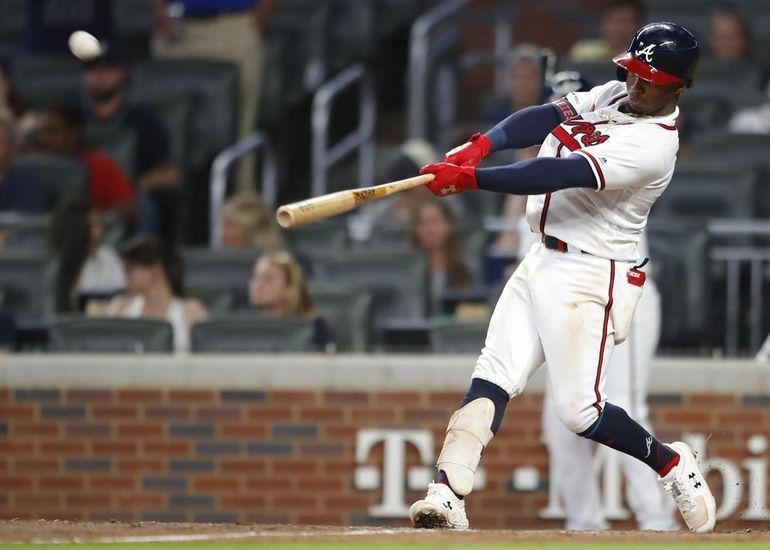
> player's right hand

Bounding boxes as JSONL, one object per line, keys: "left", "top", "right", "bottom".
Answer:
{"left": 444, "top": 133, "right": 492, "bottom": 166}
{"left": 420, "top": 162, "right": 478, "bottom": 196}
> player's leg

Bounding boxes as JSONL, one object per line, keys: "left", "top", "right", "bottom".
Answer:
{"left": 608, "top": 282, "right": 678, "bottom": 530}
{"left": 531, "top": 252, "right": 715, "bottom": 532}
{"left": 542, "top": 384, "right": 609, "bottom": 531}
{"left": 410, "top": 253, "right": 546, "bottom": 529}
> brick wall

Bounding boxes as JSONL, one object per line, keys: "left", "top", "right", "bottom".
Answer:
{"left": 1, "top": 379, "right": 768, "bottom": 527}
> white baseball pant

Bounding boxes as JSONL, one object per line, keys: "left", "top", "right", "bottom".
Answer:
{"left": 542, "top": 280, "right": 678, "bottom": 530}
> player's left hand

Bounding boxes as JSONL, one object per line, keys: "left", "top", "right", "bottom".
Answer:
{"left": 420, "top": 162, "right": 478, "bottom": 197}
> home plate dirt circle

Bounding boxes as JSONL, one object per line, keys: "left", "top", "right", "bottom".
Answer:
{"left": 0, "top": 521, "right": 768, "bottom": 545}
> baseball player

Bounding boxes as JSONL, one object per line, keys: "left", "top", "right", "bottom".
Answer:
{"left": 537, "top": 72, "right": 677, "bottom": 531}
{"left": 409, "top": 22, "right": 717, "bottom": 533}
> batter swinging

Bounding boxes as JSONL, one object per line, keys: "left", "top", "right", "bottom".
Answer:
{"left": 409, "top": 22, "right": 716, "bottom": 533}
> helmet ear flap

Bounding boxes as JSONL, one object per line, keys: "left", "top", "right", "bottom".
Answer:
{"left": 616, "top": 67, "right": 628, "bottom": 82}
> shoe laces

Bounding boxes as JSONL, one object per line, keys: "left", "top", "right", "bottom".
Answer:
{"left": 664, "top": 477, "right": 696, "bottom": 515}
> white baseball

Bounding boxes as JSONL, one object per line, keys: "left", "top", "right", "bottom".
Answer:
{"left": 68, "top": 30, "right": 102, "bottom": 61}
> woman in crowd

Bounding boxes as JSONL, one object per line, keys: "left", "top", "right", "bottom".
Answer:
{"left": 104, "top": 235, "right": 207, "bottom": 352}
{"left": 48, "top": 197, "right": 125, "bottom": 313}
{"left": 410, "top": 198, "right": 473, "bottom": 316}
{"left": 248, "top": 250, "right": 332, "bottom": 351}
{"left": 220, "top": 193, "right": 283, "bottom": 249}
{"left": 708, "top": 7, "right": 753, "bottom": 61}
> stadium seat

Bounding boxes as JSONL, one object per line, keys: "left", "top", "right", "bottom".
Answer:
{"left": 0, "top": 0, "right": 24, "bottom": 59}
{"left": 650, "top": 163, "right": 758, "bottom": 223}
{"left": 190, "top": 316, "right": 316, "bottom": 353}
{"left": 678, "top": 94, "right": 731, "bottom": 132}
{"left": 181, "top": 248, "right": 259, "bottom": 309}
{"left": 130, "top": 59, "right": 239, "bottom": 171}
{"left": 691, "top": 132, "right": 770, "bottom": 172}
{"left": 312, "top": 248, "right": 427, "bottom": 328}
{"left": 0, "top": 250, "right": 57, "bottom": 324}
{"left": 327, "top": 0, "right": 377, "bottom": 69}
{"left": 283, "top": 218, "right": 348, "bottom": 274}
{"left": 185, "top": 288, "right": 234, "bottom": 316}
{"left": 48, "top": 318, "right": 174, "bottom": 353}
{"left": 1, "top": 214, "right": 50, "bottom": 249}
{"left": 113, "top": 0, "right": 154, "bottom": 59}
{"left": 647, "top": 221, "right": 709, "bottom": 348}
{"left": 685, "top": 60, "right": 762, "bottom": 102}
{"left": 14, "top": 154, "right": 89, "bottom": 210}
{"left": 11, "top": 56, "right": 85, "bottom": 110}
{"left": 309, "top": 285, "right": 373, "bottom": 352}
{"left": 430, "top": 320, "right": 488, "bottom": 354}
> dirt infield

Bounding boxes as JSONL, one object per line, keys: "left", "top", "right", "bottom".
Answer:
{"left": 1, "top": 520, "right": 769, "bottom": 546}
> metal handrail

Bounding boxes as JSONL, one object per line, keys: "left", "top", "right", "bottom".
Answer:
{"left": 408, "top": 0, "right": 470, "bottom": 140}
{"left": 208, "top": 132, "right": 277, "bottom": 248}
{"left": 710, "top": 245, "right": 770, "bottom": 356}
{"left": 311, "top": 64, "right": 376, "bottom": 197}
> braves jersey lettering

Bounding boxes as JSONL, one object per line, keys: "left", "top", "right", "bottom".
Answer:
{"left": 526, "top": 81, "right": 679, "bottom": 261}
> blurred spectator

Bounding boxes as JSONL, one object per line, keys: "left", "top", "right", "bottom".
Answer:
{"left": 103, "top": 235, "right": 207, "bottom": 352}
{"left": 348, "top": 139, "right": 436, "bottom": 242}
{"left": 39, "top": 105, "right": 136, "bottom": 223}
{"left": 481, "top": 45, "right": 551, "bottom": 256}
{"left": 25, "top": 0, "right": 114, "bottom": 55}
{"left": 410, "top": 198, "right": 473, "bottom": 316}
{"left": 48, "top": 197, "right": 125, "bottom": 313}
{"left": 153, "top": 0, "right": 274, "bottom": 190}
{"left": 248, "top": 250, "right": 332, "bottom": 351}
{"left": 708, "top": 7, "right": 752, "bottom": 61}
{"left": 0, "top": 115, "right": 46, "bottom": 216}
{"left": 481, "top": 44, "right": 549, "bottom": 125}
{"left": 569, "top": 0, "right": 645, "bottom": 62}
{"left": 221, "top": 193, "right": 283, "bottom": 249}
{"left": 729, "top": 84, "right": 770, "bottom": 133}
{"left": 82, "top": 48, "right": 179, "bottom": 239}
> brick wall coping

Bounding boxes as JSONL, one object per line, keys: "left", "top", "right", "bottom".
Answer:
{"left": 0, "top": 354, "right": 766, "bottom": 392}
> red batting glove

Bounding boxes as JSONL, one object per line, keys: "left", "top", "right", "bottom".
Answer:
{"left": 420, "top": 162, "right": 478, "bottom": 197}
{"left": 444, "top": 133, "right": 493, "bottom": 166}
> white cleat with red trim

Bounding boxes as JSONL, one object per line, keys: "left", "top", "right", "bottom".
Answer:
{"left": 409, "top": 482, "right": 469, "bottom": 530}
{"left": 658, "top": 441, "right": 716, "bottom": 533}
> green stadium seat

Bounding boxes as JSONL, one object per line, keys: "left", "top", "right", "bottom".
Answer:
{"left": 309, "top": 285, "right": 373, "bottom": 352}
{"left": 130, "top": 59, "right": 239, "bottom": 171}
{"left": 0, "top": 250, "right": 57, "bottom": 324}
{"left": 48, "top": 317, "right": 173, "bottom": 353}
{"left": 313, "top": 248, "right": 428, "bottom": 329}
{"left": 181, "top": 248, "right": 259, "bottom": 310}
{"left": 431, "top": 320, "right": 488, "bottom": 354}
{"left": 11, "top": 56, "right": 84, "bottom": 110}
{"left": 190, "top": 316, "right": 316, "bottom": 353}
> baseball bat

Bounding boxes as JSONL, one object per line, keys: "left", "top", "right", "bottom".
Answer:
{"left": 276, "top": 173, "right": 435, "bottom": 229}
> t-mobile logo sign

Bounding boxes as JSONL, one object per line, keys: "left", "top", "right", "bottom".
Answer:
{"left": 354, "top": 429, "right": 486, "bottom": 517}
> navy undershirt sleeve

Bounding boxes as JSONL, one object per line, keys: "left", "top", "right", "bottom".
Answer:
{"left": 476, "top": 155, "right": 597, "bottom": 195}
{"left": 484, "top": 103, "right": 564, "bottom": 151}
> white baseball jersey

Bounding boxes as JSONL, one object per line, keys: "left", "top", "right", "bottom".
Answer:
{"left": 525, "top": 81, "right": 679, "bottom": 261}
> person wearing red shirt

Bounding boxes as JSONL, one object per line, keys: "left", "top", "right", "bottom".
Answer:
{"left": 39, "top": 104, "right": 136, "bottom": 222}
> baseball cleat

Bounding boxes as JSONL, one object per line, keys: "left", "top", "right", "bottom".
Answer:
{"left": 409, "top": 482, "right": 469, "bottom": 530}
{"left": 658, "top": 441, "right": 716, "bottom": 533}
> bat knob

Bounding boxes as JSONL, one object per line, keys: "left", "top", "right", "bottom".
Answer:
{"left": 276, "top": 206, "right": 295, "bottom": 228}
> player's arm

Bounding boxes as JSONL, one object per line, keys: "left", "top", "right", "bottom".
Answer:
{"left": 445, "top": 103, "right": 568, "bottom": 166}
{"left": 421, "top": 155, "right": 596, "bottom": 197}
